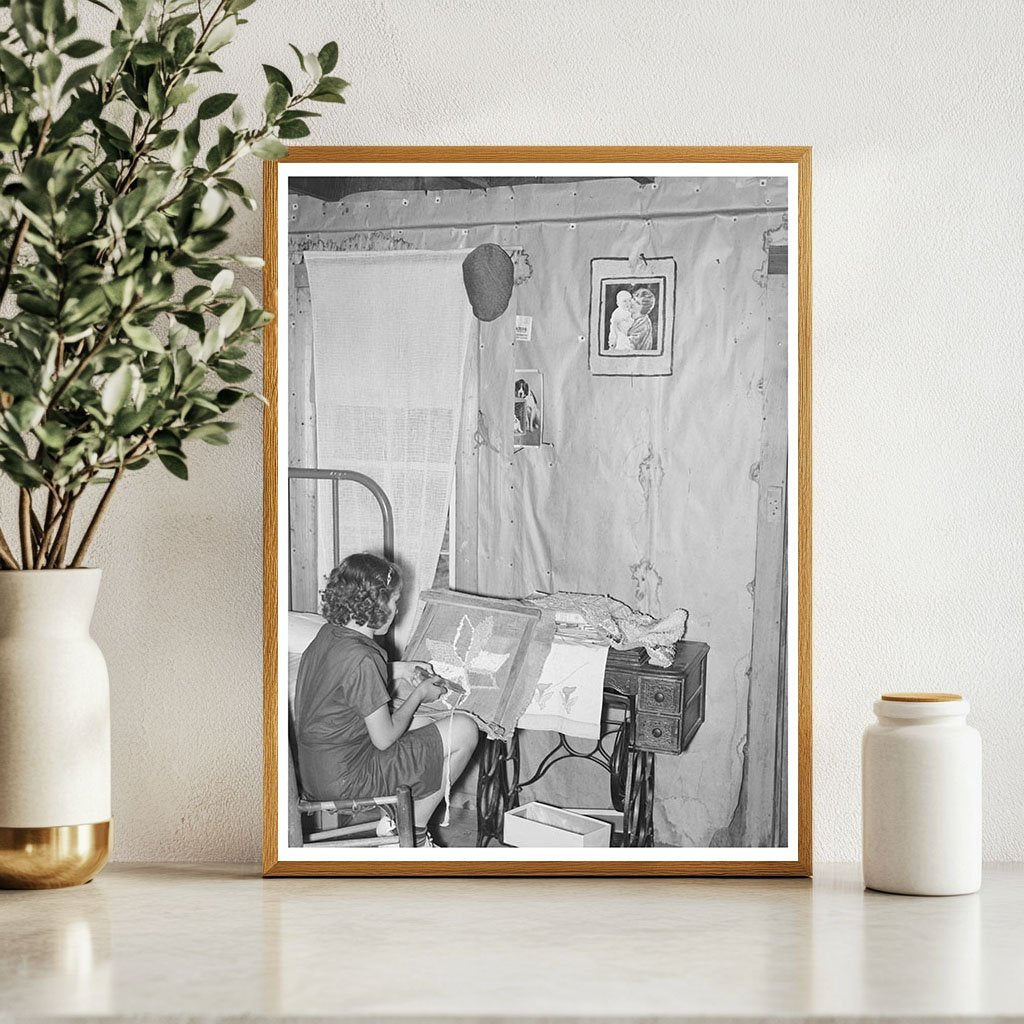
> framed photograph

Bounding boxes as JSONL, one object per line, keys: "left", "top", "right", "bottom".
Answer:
{"left": 590, "top": 256, "right": 676, "bottom": 376}
{"left": 263, "top": 147, "right": 812, "bottom": 877}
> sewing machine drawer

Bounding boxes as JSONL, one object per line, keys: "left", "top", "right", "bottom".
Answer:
{"left": 638, "top": 676, "right": 682, "bottom": 714}
{"left": 636, "top": 713, "right": 682, "bottom": 753}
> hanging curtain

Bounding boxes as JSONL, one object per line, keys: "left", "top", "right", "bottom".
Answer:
{"left": 303, "top": 249, "right": 477, "bottom": 651}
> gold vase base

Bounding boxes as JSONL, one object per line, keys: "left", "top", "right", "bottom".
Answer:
{"left": 0, "top": 821, "right": 110, "bottom": 889}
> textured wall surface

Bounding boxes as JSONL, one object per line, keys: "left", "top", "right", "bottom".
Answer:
{"left": 43, "top": 0, "right": 1024, "bottom": 862}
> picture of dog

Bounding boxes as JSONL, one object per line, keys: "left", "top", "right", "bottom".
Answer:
{"left": 515, "top": 378, "right": 541, "bottom": 433}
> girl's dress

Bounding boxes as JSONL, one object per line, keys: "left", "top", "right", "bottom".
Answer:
{"left": 293, "top": 623, "right": 444, "bottom": 800}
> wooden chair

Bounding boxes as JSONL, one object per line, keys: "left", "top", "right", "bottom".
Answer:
{"left": 287, "top": 728, "right": 415, "bottom": 848}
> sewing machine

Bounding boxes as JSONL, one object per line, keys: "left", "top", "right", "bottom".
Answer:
{"left": 476, "top": 640, "right": 709, "bottom": 847}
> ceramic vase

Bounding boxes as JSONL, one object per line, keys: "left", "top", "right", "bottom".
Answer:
{"left": 862, "top": 692, "right": 981, "bottom": 896}
{"left": 0, "top": 569, "right": 111, "bottom": 888}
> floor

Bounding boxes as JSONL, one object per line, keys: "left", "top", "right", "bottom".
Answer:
{"left": 431, "top": 803, "right": 480, "bottom": 847}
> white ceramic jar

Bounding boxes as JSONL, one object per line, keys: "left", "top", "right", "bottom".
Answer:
{"left": 862, "top": 693, "right": 981, "bottom": 896}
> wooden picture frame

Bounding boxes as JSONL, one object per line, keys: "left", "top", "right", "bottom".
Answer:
{"left": 263, "top": 147, "right": 812, "bottom": 877}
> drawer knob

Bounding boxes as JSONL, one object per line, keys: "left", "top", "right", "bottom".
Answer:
{"left": 654, "top": 691, "right": 665, "bottom": 703}
{"left": 652, "top": 727, "right": 663, "bottom": 738}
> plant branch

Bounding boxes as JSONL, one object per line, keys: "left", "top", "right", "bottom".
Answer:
{"left": 70, "top": 465, "right": 124, "bottom": 568}
{"left": 0, "top": 113, "right": 52, "bottom": 309}
{"left": 0, "top": 526, "right": 20, "bottom": 570}
{"left": 18, "top": 489, "right": 34, "bottom": 569}
{"left": 36, "top": 487, "right": 67, "bottom": 566}
{"left": 29, "top": 506, "right": 43, "bottom": 545}
{"left": 45, "top": 491, "right": 80, "bottom": 568}
{"left": 46, "top": 298, "right": 140, "bottom": 413}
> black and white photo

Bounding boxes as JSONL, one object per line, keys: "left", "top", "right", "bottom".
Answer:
{"left": 590, "top": 256, "right": 676, "bottom": 376}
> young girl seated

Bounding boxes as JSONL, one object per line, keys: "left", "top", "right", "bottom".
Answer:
{"left": 293, "top": 552, "right": 480, "bottom": 847}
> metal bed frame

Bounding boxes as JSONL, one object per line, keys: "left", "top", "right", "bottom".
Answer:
{"left": 286, "top": 467, "right": 394, "bottom": 614}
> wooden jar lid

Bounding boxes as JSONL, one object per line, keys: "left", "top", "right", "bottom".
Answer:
{"left": 881, "top": 692, "right": 962, "bottom": 702}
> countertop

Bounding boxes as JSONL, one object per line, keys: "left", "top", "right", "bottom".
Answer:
{"left": 2, "top": 863, "right": 1022, "bottom": 1022}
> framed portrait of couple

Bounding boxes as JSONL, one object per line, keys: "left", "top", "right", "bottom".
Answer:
{"left": 262, "top": 146, "right": 812, "bottom": 878}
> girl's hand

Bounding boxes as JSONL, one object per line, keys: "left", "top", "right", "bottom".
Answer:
{"left": 391, "top": 660, "right": 432, "bottom": 683}
{"left": 416, "top": 678, "right": 447, "bottom": 703}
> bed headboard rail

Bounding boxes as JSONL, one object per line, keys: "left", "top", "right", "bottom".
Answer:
{"left": 286, "top": 468, "right": 395, "bottom": 613}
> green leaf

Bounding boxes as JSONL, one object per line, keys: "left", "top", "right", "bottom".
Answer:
{"left": 113, "top": 188, "right": 147, "bottom": 228}
{"left": 17, "top": 292, "right": 58, "bottom": 317}
{"left": 112, "top": 405, "right": 151, "bottom": 435}
{"left": 121, "top": 0, "right": 151, "bottom": 33}
{"left": 123, "top": 322, "right": 164, "bottom": 353}
{"left": 9, "top": 399, "right": 45, "bottom": 432}
{"left": 217, "top": 296, "right": 246, "bottom": 339}
{"left": 166, "top": 82, "right": 199, "bottom": 107}
{"left": 55, "top": 12, "right": 77, "bottom": 41}
{"left": 101, "top": 365, "right": 134, "bottom": 415}
{"left": 149, "top": 128, "right": 177, "bottom": 149}
{"left": 173, "top": 26, "right": 196, "bottom": 65}
{"left": 262, "top": 64, "right": 292, "bottom": 94}
{"left": 61, "top": 63, "right": 98, "bottom": 96}
{"left": 299, "top": 50, "right": 321, "bottom": 80}
{"left": 317, "top": 41, "right": 339, "bottom": 75}
{"left": 264, "top": 82, "right": 289, "bottom": 117}
{"left": 210, "top": 268, "right": 234, "bottom": 294}
{"left": 158, "top": 452, "right": 188, "bottom": 479}
{"left": 63, "top": 38, "right": 104, "bottom": 58}
{"left": 203, "top": 16, "right": 236, "bottom": 53}
{"left": 34, "top": 421, "right": 70, "bottom": 449}
{"left": 229, "top": 254, "right": 264, "bottom": 269}
{"left": 0, "top": 49, "right": 33, "bottom": 86}
{"left": 181, "top": 365, "right": 206, "bottom": 391}
{"left": 146, "top": 74, "right": 166, "bottom": 117}
{"left": 318, "top": 76, "right": 349, "bottom": 93}
{"left": 42, "top": 0, "right": 66, "bottom": 33}
{"left": 102, "top": 277, "right": 134, "bottom": 309}
{"left": 10, "top": 1, "right": 44, "bottom": 51}
{"left": 98, "top": 118, "right": 132, "bottom": 148}
{"left": 156, "top": 360, "right": 173, "bottom": 392}
{"left": 38, "top": 51, "right": 62, "bottom": 86}
{"left": 189, "top": 422, "right": 230, "bottom": 445}
{"left": 0, "top": 346, "right": 30, "bottom": 371}
{"left": 309, "top": 88, "right": 346, "bottom": 104}
{"left": 277, "top": 120, "right": 310, "bottom": 140}
{"left": 251, "top": 138, "right": 287, "bottom": 160}
{"left": 182, "top": 285, "right": 211, "bottom": 309}
{"left": 198, "top": 91, "right": 237, "bottom": 119}
{"left": 132, "top": 42, "right": 168, "bottom": 66}
{"left": 96, "top": 43, "right": 128, "bottom": 81}
{"left": 1, "top": 456, "right": 46, "bottom": 487}
{"left": 216, "top": 388, "right": 247, "bottom": 407}
{"left": 215, "top": 362, "right": 251, "bottom": 383}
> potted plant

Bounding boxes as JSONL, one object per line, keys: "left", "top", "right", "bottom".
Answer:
{"left": 0, "top": 0, "right": 345, "bottom": 887}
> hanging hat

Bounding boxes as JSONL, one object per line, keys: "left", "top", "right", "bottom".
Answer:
{"left": 462, "top": 243, "right": 514, "bottom": 322}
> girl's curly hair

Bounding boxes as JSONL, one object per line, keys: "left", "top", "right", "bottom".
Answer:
{"left": 321, "top": 552, "right": 402, "bottom": 629}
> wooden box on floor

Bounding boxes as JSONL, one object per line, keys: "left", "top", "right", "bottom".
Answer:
{"left": 503, "top": 802, "right": 612, "bottom": 848}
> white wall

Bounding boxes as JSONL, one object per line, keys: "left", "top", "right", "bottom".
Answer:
{"left": 68, "top": 0, "right": 1023, "bottom": 862}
